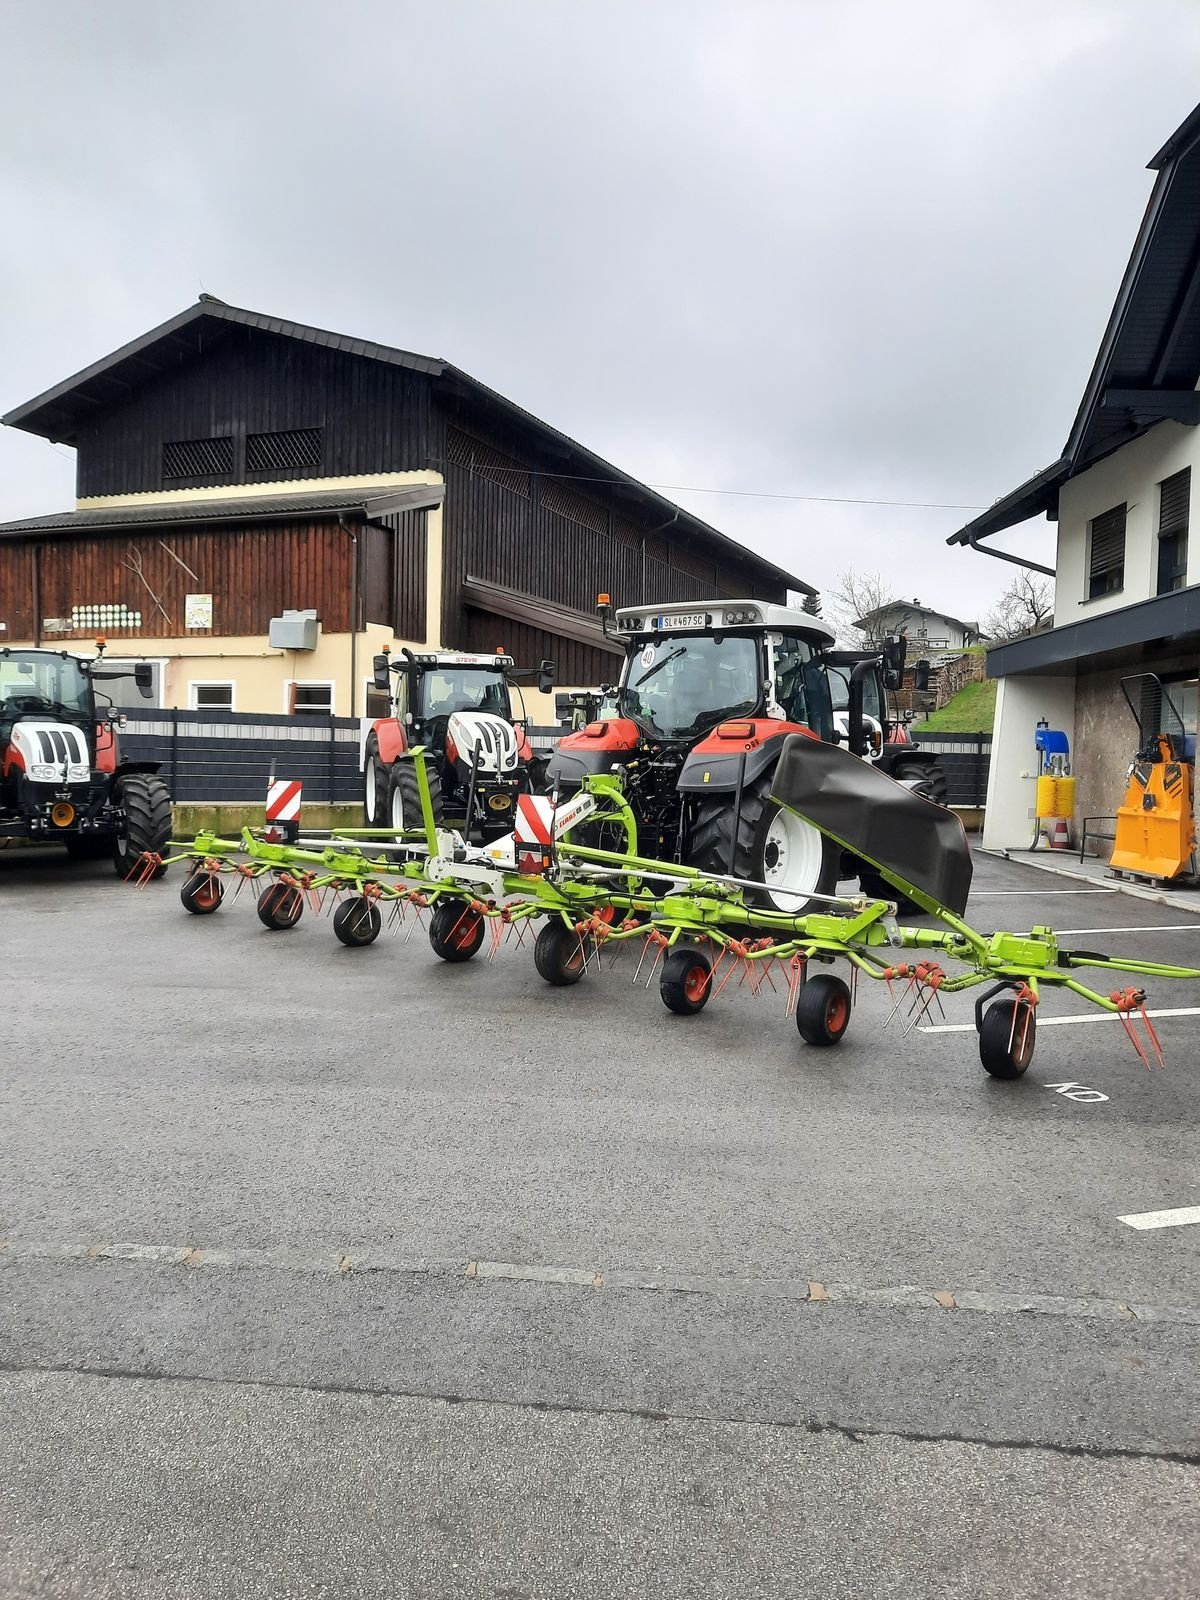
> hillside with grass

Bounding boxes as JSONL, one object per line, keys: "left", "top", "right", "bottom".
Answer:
{"left": 910, "top": 677, "right": 996, "bottom": 734}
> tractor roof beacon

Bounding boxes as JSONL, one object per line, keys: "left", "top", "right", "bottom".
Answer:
{"left": 544, "top": 597, "right": 946, "bottom": 914}
{"left": 0, "top": 643, "right": 173, "bottom": 876}
{"left": 363, "top": 647, "right": 555, "bottom": 840}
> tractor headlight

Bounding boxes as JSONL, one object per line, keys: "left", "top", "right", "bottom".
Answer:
{"left": 30, "top": 764, "right": 56, "bottom": 781}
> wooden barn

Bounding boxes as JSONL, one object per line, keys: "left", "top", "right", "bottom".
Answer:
{"left": 0, "top": 297, "right": 810, "bottom": 716}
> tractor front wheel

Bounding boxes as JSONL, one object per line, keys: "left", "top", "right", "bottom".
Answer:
{"left": 979, "top": 998, "right": 1036, "bottom": 1078}
{"left": 257, "top": 880, "right": 304, "bottom": 930}
{"left": 796, "top": 973, "right": 852, "bottom": 1046}
{"left": 689, "top": 769, "right": 839, "bottom": 914}
{"left": 363, "top": 737, "right": 388, "bottom": 827}
{"left": 660, "top": 947, "right": 713, "bottom": 1015}
{"left": 387, "top": 762, "right": 446, "bottom": 834}
{"left": 333, "top": 896, "right": 382, "bottom": 946}
{"left": 886, "top": 757, "right": 948, "bottom": 807}
{"left": 429, "top": 900, "right": 485, "bottom": 962}
{"left": 112, "top": 773, "right": 172, "bottom": 879}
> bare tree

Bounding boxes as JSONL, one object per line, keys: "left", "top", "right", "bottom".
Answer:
{"left": 828, "top": 569, "right": 898, "bottom": 648}
{"left": 983, "top": 572, "right": 1054, "bottom": 643}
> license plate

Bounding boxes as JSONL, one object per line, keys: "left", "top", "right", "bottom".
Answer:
{"left": 654, "top": 612, "right": 706, "bottom": 630}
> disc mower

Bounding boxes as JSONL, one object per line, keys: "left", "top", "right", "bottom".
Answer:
{"left": 146, "top": 735, "right": 1199, "bottom": 1082}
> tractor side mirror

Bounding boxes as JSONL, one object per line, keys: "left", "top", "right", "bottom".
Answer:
{"left": 134, "top": 662, "right": 153, "bottom": 698}
{"left": 914, "top": 659, "right": 931, "bottom": 693}
{"left": 882, "top": 634, "right": 906, "bottom": 676}
{"left": 538, "top": 659, "right": 556, "bottom": 694}
{"left": 373, "top": 655, "right": 391, "bottom": 691}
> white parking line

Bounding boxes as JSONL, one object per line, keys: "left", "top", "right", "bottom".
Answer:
{"left": 1118, "top": 1206, "right": 1200, "bottom": 1231}
{"left": 970, "top": 889, "right": 1118, "bottom": 896}
{"left": 1052, "top": 925, "right": 1200, "bottom": 935}
{"left": 918, "top": 1006, "right": 1200, "bottom": 1034}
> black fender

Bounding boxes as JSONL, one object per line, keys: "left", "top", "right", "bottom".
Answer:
{"left": 545, "top": 746, "right": 622, "bottom": 789}
{"left": 112, "top": 760, "right": 163, "bottom": 782}
{"left": 676, "top": 734, "right": 791, "bottom": 795}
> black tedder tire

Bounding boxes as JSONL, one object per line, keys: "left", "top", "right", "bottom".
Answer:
{"left": 979, "top": 998, "right": 1036, "bottom": 1079}
{"left": 688, "top": 769, "right": 839, "bottom": 914}
{"left": 429, "top": 900, "right": 485, "bottom": 962}
{"left": 886, "top": 757, "right": 948, "bottom": 807}
{"left": 660, "top": 947, "right": 713, "bottom": 1015}
{"left": 333, "top": 896, "right": 382, "bottom": 946}
{"left": 181, "top": 870, "right": 224, "bottom": 915}
{"left": 534, "top": 919, "right": 588, "bottom": 986}
{"left": 112, "top": 773, "right": 172, "bottom": 879}
{"left": 796, "top": 973, "right": 852, "bottom": 1046}
{"left": 363, "top": 737, "right": 388, "bottom": 827}
{"left": 257, "top": 880, "right": 304, "bottom": 930}
{"left": 387, "top": 762, "right": 446, "bottom": 833}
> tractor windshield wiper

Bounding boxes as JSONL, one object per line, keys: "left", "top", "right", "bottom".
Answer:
{"left": 634, "top": 646, "right": 687, "bottom": 688}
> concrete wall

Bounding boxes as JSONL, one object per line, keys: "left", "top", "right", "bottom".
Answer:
{"left": 1054, "top": 421, "right": 1200, "bottom": 626}
{"left": 982, "top": 674, "right": 1077, "bottom": 849}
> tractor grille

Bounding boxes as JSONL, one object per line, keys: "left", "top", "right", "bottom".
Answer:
{"left": 35, "top": 728, "right": 86, "bottom": 765}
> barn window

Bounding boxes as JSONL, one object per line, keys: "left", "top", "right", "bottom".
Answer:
{"left": 189, "top": 681, "right": 235, "bottom": 711}
{"left": 287, "top": 680, "right": 334, "bottom": 716}
{"left": 446, "top": 427, "right": 531, "bottom": 498}
{"left": 246, "top": 427, "right": 323, "bottom": 472}
{"left": 1157, "top": 468, "right": 1190, "bottom": 595}
{"left": 163, "top": 437, "right": 235, "bottom": 480}
{"left": 1087, "top": 504, "right": 1126, "bottom": 599}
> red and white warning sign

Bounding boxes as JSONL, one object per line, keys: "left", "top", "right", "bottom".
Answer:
{"left": 266, "top": 779, "right": 303, "bottom": 823}
{"left": 515, "top": 794, "right": 554, "bottom": 847}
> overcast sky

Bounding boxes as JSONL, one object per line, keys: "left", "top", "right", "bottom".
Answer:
{"left": 3, "top": 0, "right": 1199, "bottom": 622}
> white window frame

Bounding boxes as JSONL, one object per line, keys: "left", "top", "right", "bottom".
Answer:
{"left": 285, "top": 679, "right": 337, "bottom": 716}
{"left": 188, "top": 679, "right": 237, "bottom": 712}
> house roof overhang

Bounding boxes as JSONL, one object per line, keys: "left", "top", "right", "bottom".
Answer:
{"left": 950, "top": 100, "right": 1200, "bottom": 551}
{"left": 0, "top": 482, "right": 445, "bottom": 540}
{"left": 986, "top": 584, "right": 1200, "bottom": 677}
{"left": 2, "top": 297, "right": 809, "bottom": 596}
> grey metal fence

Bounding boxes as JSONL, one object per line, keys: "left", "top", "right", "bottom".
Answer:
{"left": 908, "top": 733, "right": 991, "bottom": 807}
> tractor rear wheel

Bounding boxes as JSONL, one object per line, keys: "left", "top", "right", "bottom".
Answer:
{"left": 387, "top": 762, "right": 445, "bottom": 834}
{"left": 688, "top": 769, "right": 838, "bottom": 914}
{"left": 363, "top": 737, "right": 388, "bottom": 826}
{"left": 886, "top": 757, "right": 948, "bottom": 806}
{"left": 112, "top": 773, "right": 172, "bottom": 879}
{"left": 429, "top": 900, "right": 485, "bottom": 961}
{"left": 979, "top": 998, "right": 1036, "bottom": 1078}
{"left": 660, "top": 947, "right": 713, "bottom": 1014}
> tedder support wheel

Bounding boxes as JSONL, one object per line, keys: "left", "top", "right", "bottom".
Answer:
{"left": 429, "top": 900, "right": 485, "bottom": 962}
{"left": 688, "top": 768, "right": 839, "bottom": 915}
{"left": 387, "top": 762, "right": 446, "bottom": 834}
{"left": 979, "top": 997, "right": 1036, "bottom": 1079}
{"left": 112, "top": 773, "right": 172, "bottom": 879}
{"left": 181, "top": 870, "right": 224, "bottom": 915}
{"left": 257, "top": 880, "right": 304, "bottom": 931}
{"left": 533, "top": 919, "right": 588, "bottom": 986}
{"left": 660, "top": 947, "right": 714, "bottom": 1015}
{"left": 333, "top": 896, "right": 382, "bottom": 946}
{"left": 795, "top": 973, "right": 852, "bottom": 1046}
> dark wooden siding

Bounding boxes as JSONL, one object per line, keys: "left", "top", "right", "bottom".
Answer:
{"left": 458, "top": 611, "right": 618, "bottom": 688}
{"left": 0, "top": 541, "right": 38, "bottom": 642}
{"left": 436, "top": 415, "right": 785, "bottom": 679}
{"left": 75, "top": 329, "right": 433, "bottom": 497}
{"left": 0, "top": 521, "right": 352, "bottom": 643}
{"left": 360, "top": 511, "right": 428, "bottom": 641}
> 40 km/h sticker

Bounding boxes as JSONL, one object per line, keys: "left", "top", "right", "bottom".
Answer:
{"left": 1045, "top": 1081, "right": 1110, "bottom": 1104}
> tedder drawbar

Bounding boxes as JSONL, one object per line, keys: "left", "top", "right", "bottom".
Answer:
{"left": 137, "top": 735, "right": 1200, "bottom": 1079}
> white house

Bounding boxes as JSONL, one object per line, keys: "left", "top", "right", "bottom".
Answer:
{"left": 855, "top": 599, "right": 980, "bottom": 653}
{"left": 950, "top": 102, "right": 1200, "bottom": 850}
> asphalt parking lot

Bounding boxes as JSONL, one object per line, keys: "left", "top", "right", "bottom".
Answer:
{"left": 1, "top": 843, "right": 1198, "bottom": 1598}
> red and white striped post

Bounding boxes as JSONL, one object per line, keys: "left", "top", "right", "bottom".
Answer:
{"left": 265, "top": 776, "right": 303, "bottom": 843}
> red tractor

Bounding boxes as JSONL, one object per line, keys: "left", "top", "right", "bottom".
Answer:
{"left": 363, "top": 648, "right": 555, "bottom": 839}
{"left": 0, "top": 644, "right": 172, "bottom": 874}
{"left": 545, "top": 598, "right": 946, "bottom": 911}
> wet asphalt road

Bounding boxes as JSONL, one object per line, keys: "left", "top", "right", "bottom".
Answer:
{"left": 1, "top": 843, "right": 1198, "bottom": 1598}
